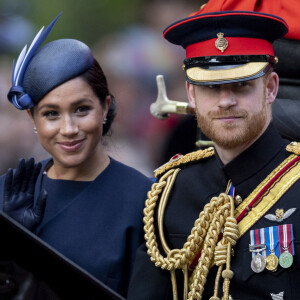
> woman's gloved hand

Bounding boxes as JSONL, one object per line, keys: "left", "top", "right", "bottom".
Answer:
{"left": 3, "top": 158, "right": 47, "bottom": 232}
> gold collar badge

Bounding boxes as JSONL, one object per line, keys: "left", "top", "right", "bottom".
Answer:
{"left": 275, "top": 208, "right": 284, "bottom": 220}
{"left": 215, "top": 32, "right": 228, "bottom": 53}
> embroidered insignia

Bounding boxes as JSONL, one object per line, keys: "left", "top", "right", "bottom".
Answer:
{"left": 270, "top": 291, "right": 284, "bottom": 300}
{"left": 215, "top": 32, "right": 228, "bottom": 53}
{"left": 264, "top": 208, "right": 297, "bottom": 222}
{"left": 170, "top": 153, "right": 183, "bottom": 162}
{"left": 275, "top": 209, "right": 284, "bottom": 220}
{"left": 153, "top": 147, "right": 214, "bottom": 177}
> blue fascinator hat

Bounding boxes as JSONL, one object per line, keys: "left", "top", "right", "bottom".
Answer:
{"left": 7, "top": 13, "right": 94, "bottom": 110}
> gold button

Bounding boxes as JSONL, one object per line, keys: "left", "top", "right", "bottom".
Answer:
{"left": 234, "top": 195, "right": 242, "bottom": 206}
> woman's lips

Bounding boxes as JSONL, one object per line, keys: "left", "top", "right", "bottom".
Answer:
{"left": 58, "top": 139, "right": 85, "bottom": 152}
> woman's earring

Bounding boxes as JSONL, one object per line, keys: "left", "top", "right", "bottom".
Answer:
{"left": 33, "top": 127, "right": 37, "bottom": 133}
{"left": 103, "top": 118, "right": 107, "bottom": 125}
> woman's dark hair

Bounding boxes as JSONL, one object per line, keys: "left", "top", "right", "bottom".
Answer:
{"left": 81, "top": 58, "right": 116, "bottom": 136}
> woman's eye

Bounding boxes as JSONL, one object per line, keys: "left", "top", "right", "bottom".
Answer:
{"left": 43, "top": 111, "right": 58, "bottom": 118}
{"left": 76, "top": 106, "right": 91, "bottom": 114}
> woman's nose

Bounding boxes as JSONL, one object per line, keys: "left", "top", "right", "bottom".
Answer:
{"left": 60, "top": 115, "right": 79, "bottom": 136}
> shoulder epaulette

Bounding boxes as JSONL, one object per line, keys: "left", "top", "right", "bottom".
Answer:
{"left": 154, "top": 147, "right": 215, "bottom": 178}
{"left": 286, "top": 141, "right": 300, "bottom": 155}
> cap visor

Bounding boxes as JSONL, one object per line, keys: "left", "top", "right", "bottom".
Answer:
{"left": 186, "top": 62, "right": 269, "bottom": 85}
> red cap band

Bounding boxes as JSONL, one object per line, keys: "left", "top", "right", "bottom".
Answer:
{"left": 186, "top": 37, "right": 274, "bottom": 58}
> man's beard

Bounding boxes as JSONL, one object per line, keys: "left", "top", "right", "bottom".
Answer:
{"left": 196, "top": 101, "right": 268, "bottom": 150}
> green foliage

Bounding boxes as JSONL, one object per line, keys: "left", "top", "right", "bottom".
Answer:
{"left": 21, "top": 0, "right": 142, "bottom": 46}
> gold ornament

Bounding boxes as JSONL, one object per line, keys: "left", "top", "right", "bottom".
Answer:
{"left": 215, "top": 32, "right": 228, "bottom": 53}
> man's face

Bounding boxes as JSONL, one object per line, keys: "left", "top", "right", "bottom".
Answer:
{"left": 187, "top": 74, "right": 277, "bottom": 150}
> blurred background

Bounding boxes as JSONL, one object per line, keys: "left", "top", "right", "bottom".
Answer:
{"left": 0, "top": 0, "right": 207, "bottom": 177}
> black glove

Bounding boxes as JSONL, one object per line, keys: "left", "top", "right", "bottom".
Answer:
{"left": 3, "top": 158, "right": 47, "bottom": 232}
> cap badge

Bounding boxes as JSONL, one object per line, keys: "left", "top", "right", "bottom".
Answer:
{"left": 215, "top": 32, "right": 228, "bottom": 53}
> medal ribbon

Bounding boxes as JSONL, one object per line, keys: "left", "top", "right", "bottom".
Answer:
{"left": 250, "top": 229, "right": 256, "bottom": 259}
{"left": 278, "top": 224, "right": 294, "bottom": 255}
{"left": 259, "top": 228, "right": 267, "bottom": 257}
{"left": 250, "top": 228, "right": 267, "bottom": 258}
{"left": 226, "top": 181, "right": 235, "bottom": 198}
{"left": 265, "top": 226, "right": 279, "bottom": 257}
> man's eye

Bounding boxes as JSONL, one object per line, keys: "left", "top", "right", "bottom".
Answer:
{"left": 236, "top": 81, "right": 248, "bottom": 87}
{"left": 207, "top": 84, "right": 220, "bottom": 90}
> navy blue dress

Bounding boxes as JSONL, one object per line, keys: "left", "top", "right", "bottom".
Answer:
{"left": 0, "top": 158, "right": 152, "bottom": 297}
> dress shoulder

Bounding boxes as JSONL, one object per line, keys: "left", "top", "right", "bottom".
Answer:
{"left": 154, "top": 147, "right": 215, "bottom": 178}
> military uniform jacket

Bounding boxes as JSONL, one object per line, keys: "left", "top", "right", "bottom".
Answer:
{"left": 0, "top": 158, "right": 152, "bottom": 297}
{"left": 127, "top": 123, "right": 300, "bottom": 300}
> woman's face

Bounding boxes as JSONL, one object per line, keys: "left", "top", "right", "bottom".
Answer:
{"left": 30, "top": 77, "right": 109, "bottom": 169}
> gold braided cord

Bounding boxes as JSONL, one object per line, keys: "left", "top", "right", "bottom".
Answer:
{"left": 143, "top": 142, "right": 300, "bottom": 300}
{"left": 171, "top": 270, "right": 178, "bottom": 300}
{"left": 143, "top": 167, "right": 239, "bottom": 300}
{"left": 158, "top": 168, "right": 181, "bottom": 254}
{"left": 188, "top": 197, "right": 238, "bottom": 300}
{"left": 154, "top": 147, "right": 214, "bottom": 178}
{"left": 234, "top": 153, "right": 297, "bottom": 217}
{"left": 235, "top": 153, "right": 300, "bottom": 238}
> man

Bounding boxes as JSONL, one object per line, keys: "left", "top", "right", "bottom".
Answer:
{"left": 127, "top": 5, "right": 300, "bottom": 300}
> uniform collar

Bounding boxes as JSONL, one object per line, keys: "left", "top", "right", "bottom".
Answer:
{"left": 218, "top": 123, "right": 288, "bottom": 185}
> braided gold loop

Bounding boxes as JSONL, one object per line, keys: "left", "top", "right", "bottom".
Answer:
{"left": 214, "top": 242, "right": 227, "bottom": 266}
{"left": 158, "top": 168, "right": 181, "bottom": 254}
{"left": 221, "top": 243, "right": 233, "bottom": 300}
{"left": 188, "top": 195, "right": 232, "bottom": 300}
{"left": 171, "top": 270, "right": 178, "bottom": 300}
{"left": 223, "top": 217, "right": 239, "bottom": 246}
{"left": 211, "top": 265, "right": 223, "bottom": 300}
{"left": 184, "top": 264, "right": 189, "bottom": 300}
{"left": 144, "top": 168, "right": 238, "bottom": 300}
{"left": 220, "top": 196, "right": 237, "bottom": 300}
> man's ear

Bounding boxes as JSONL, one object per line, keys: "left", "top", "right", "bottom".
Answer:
{"left": 266, "top": 71, "right": 279, "bottom": 104}
{"left": 186, "top": 81, "right": 196, "bottom": 108}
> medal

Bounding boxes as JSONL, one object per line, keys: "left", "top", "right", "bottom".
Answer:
{"left": 249, "top": 228, "right": 267, "bottom": 273}
{"left": 266, "top": 252, "right": 279, "bottom": 272}
{"left": 279, "top": 250, "right": 293, "bottom": 268}
{"left": 278, "top": 224, "right": 295, "bottom": 269}
{"left": 251, "top": 253, "right": 266, "bottom": 273}
{"left": 265, "top": 226, "right": 279, "bottom": 272}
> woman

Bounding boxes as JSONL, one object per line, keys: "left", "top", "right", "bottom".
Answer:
{"left": 0, "top": 14, "right": 152, "bottom": 297}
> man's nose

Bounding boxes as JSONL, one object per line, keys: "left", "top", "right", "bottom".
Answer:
{"left": 217, "top": 88, "right": 237, "bottom": 109}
